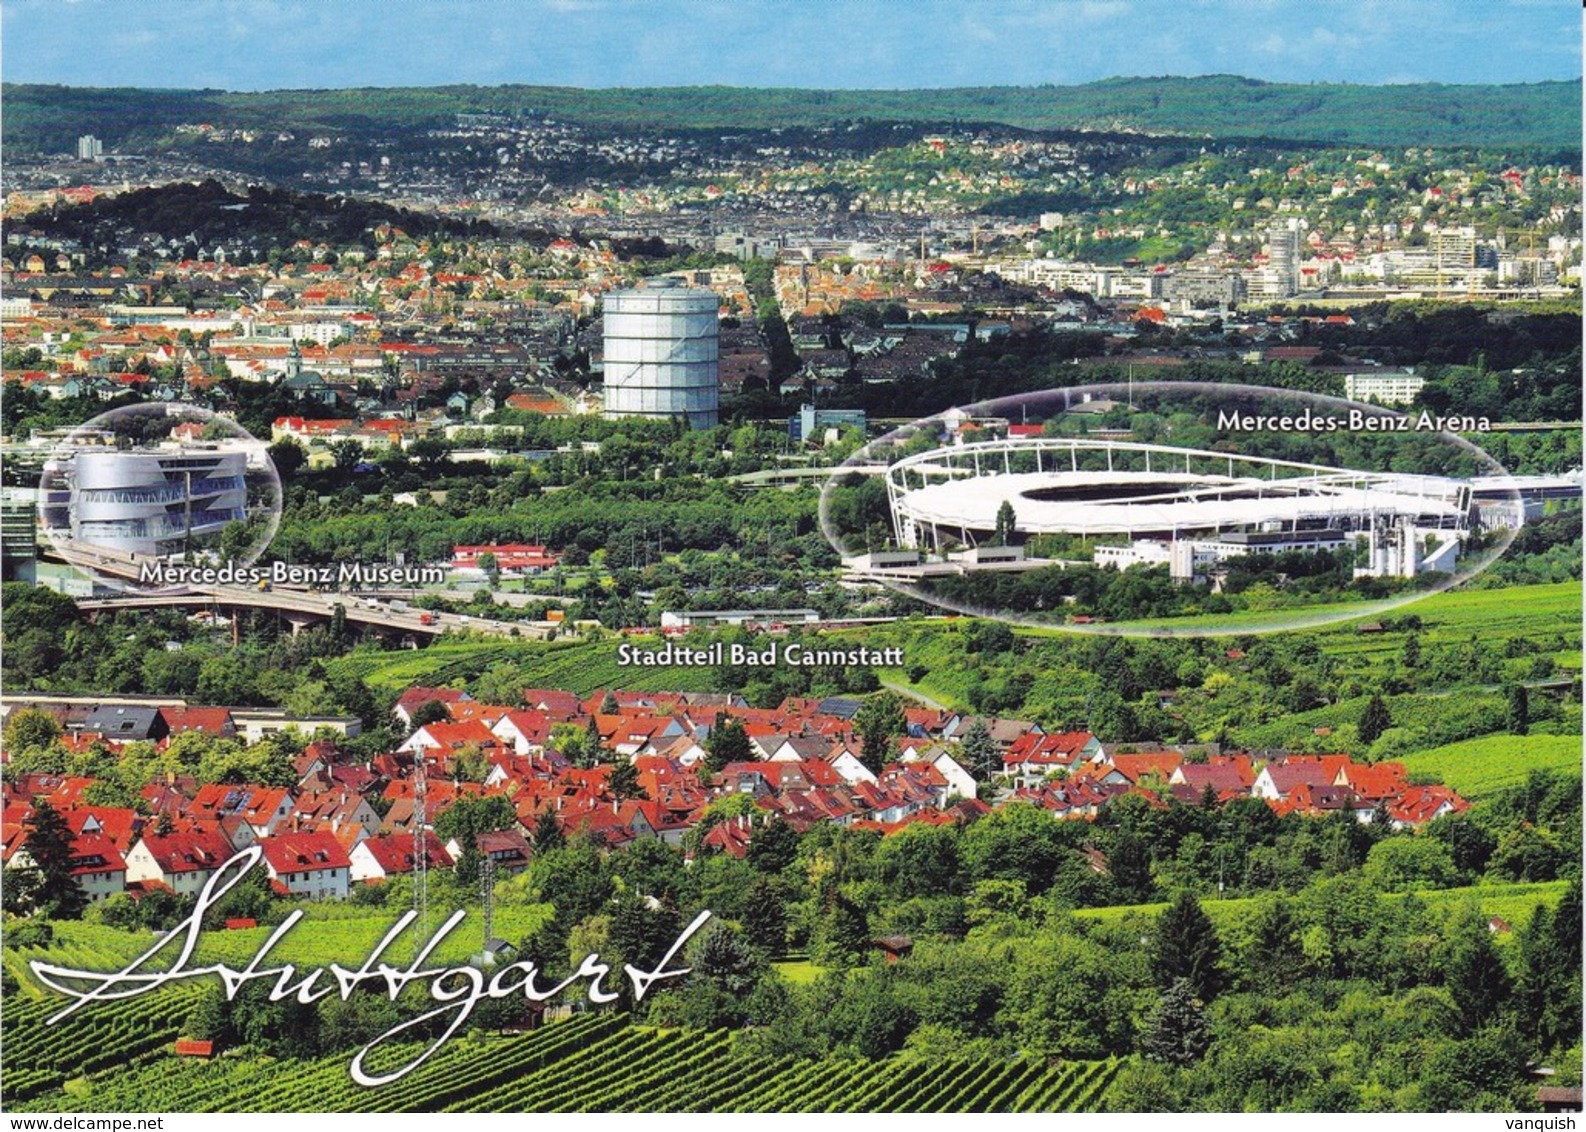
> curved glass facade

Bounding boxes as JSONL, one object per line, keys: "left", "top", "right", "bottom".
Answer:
{"left": 65, "top": 451, "right": 249, "bottom": 557}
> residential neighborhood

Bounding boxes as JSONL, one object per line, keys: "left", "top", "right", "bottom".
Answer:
{"left": 0, "top": 680, "right": 1474, "bottom": 905}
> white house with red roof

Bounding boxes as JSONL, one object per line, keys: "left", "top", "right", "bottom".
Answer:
{"left": 490, "top": 710, "right": 554, "bottom": 755}
{"left": 259, "top": 830, "right": 351, "bottom": 899}
{"left": 69, "top": 835, "right": 127, "bottom": 903}
{"left": 1387, "top": 784, "right": 1469, "bottom": 829}
{"left": 124, "top": 828, "right": 237, "bottom": 896}
{"left": 349, "top": 832, "right": 453, "bottom": 883}
{"left": 398, "top": 719, "right": 503, "bottom": 758}
{"left": 1002, "top": 731, "right": 1100, "bottom": 789}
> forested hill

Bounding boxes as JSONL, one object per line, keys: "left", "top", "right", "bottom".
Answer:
{"left": 4, "top": 75, "right": 1581, "bottom": 152}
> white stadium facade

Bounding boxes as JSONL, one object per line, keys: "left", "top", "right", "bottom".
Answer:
{"left": 882, "top": 437, "right": 1488, "bottom": 581}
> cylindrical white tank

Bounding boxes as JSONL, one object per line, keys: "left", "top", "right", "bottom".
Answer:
{"left": 602, "top": 280, "right": 719, "bottom": 429}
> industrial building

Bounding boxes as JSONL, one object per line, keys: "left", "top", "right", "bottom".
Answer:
{"left": 602, "top": 280, "right": 720, "bottom": 429}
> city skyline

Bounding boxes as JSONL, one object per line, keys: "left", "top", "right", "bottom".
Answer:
{"left": 2, "top": 0, "right": 1579, "bottom": 92}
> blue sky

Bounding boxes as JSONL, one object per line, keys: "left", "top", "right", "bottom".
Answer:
{"left": 3, "top": 0, "right": 1578, "bottom": 90}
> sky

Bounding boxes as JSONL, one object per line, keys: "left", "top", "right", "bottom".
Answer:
{"left": 2, "top": 0, "right": 1579, "bottom": 91}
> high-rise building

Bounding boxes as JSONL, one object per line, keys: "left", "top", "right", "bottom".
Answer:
{"left": 602, "top": 280, "right": 720, "bottom": 429}
{"left": 1431, "top": 226, "right": 1477, "bottom": 271}
{"left": 77, "top": 134, "right": 103, "bottom": 162}
{"left": 1265, "top": 219, "right": 1302, "bottom": 297}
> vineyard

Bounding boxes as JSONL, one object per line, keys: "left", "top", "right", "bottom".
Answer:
{"left": 2, "top": 905, "right": 553, "bottom": 998}
{"left": 7, "top": 1012, "right": 1122, "bottom": 1113}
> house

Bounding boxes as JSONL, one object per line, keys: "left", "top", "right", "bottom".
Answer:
{"left": 1387, "top": 784, "right": 1469, "bottom": 829}
{"left": 899, "top": 743, "right": 977, "bottom": 801}
{"left": 826, "top": 741, "right": 878, "bottom": 787}
{"left": 491, "top": 710, "right": 553, "bottom": 755}
{"left": 157, "top": 707, "right": 236, "bottom": 740}
{"left": 190, "top": 784, "right": 296, "bottom": 837}
{"left": 1169, "top": 759, "right": 1256, "bottom": 795}
{"left": 393, "top": 686, "right": 472, "bottom": 726}
{"left": 348, "top": 831, "right": 453, "bottom": 883}
{"left": 1252, "top": 759, "right": 1339, "bottom": 801}
{"left": 1002, "top": 731, "right": 1100, "bottom": 789}
{"left": 444, "top": 828, "right": 533, "bottom": 876}
{"left": 69, "top": 835, "right": 127, "bottom": 902}
{"left": 124, "top": 828, "right": 237, "bottom": 896}
{"left": 399, "top": 719, "right": 503, "bottom": 760}
{"left": 259, "top": 830, "right": 351, "bottom": 900}
{"left": 870, "top": 935, "right": 914, "bottom": 964}
{"left": 82, "top": 705, "right": 166, "bottom": 743}
{"left": 291, "top": 790, "right": 380, "bottom": 834}
{"left": 699, "top": 816, "right": 754, "bottom": 858}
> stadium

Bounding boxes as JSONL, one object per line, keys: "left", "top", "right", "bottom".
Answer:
{"left": 881, "top": 437, "right": 1483, "bottom": 581}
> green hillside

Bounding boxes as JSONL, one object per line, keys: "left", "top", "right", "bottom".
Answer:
{"left": 4, "top": 76, "right": 1580, "bottom": 152}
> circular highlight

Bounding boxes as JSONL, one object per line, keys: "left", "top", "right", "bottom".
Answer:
{"left": 820, "top": 381, "right": 1526, "bottom": 637}
{"left": 37, "top": 402, "right": 283, "bottom": 592}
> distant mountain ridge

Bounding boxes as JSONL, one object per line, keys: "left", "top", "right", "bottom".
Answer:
{"left": 4, "top": 75, "right": 1580, "bottom": 151}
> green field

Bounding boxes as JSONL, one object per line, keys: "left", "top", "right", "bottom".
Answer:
{"left": 1102, "top": 580, "right": 1582, "bottom": 644}
{"left": 317, "top": 581, "right": 1580, "bottom": 713}
{"left": 8, "top": 1011, "right": 1123, "bottom": 1113}
{"left": 1073, "top": 880, "right": 1570, "bottom": 937}
{"left": 1399, "top": 733, "right": 1583, "bottom": 796}
{"left": 325, "top": 636, "right": 720, "bottom": 697}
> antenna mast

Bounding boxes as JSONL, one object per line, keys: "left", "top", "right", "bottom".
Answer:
{"left": 413, "top": 752, "right": 429, "bottom": 960}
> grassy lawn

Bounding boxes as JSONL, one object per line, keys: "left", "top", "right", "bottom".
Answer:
{"left": 1399, "top": 732, "right": 1583, "bottom": 796}
{"left": 773, "top": 960, "right": 827, "bottom": 984}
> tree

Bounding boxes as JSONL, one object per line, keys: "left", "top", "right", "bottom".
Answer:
{"left": 741, "top": 877, "right": 789, "bottom": 955}
{"left": 531, "top": 807, "right": 565, "bottom": 855}
{"left": 1401, "top": 634, "right": 1421, "bottom": 668}
{"left": 1152, "top": 890, "right": 1223, "bottom": 1001}
{"left": 746, "top": 816, "right": 799, "bottom": 874}
{"left": 1143, "top": 978, "right": 1211, "bottom": 1066}
{"left": 1443, "top": 904, "right": 1511, "bottom": 1032}
{"left": 959, "top": 719, "right": 1000, "bottom": 784}
{"left": 994, "top": 500, "right": 1017, "bottom": 546}
{"left": 408, "top": 699, "right": 451, "bottom": 728}
{"left": 267, "top": 438, "right": 306, "bottom": 479}
{"left": 409, "top": 437, "right": 450, "bottom": 466}
{"left": 476, "top": 552, "right": 500, "bottom": 587}
{"left": 17, "top": 801, "right": 87, "bottom": 921}
{"left": 705, "top": 715, "right": 751, "bottom": 773}
{"left": 1504, "top": 682, "right": 1529, "bottom": 736}
{"left": 330, "top": 438, "right": 365, "bottom": 472}
{"left": 1357, "top": 693, "right": 1391, "bottom": 745}
{"left": 607, "top": 758, "right": 646, "bottom": 801}
{"left": 471, "top": 661, "right": 525, "bottom": 707}
{"left": 854, "top": 692, "right": 907, "bottom": 775}
{"left": 3, "top": 708, "right": 63, "bottom": 754}
{"left": 813, "top": 891, "right": 870, "bottom": 968}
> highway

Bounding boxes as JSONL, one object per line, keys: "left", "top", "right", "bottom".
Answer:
{"left": 47, "top": 547, "right": 540, "bottom": 639}
{"left": 76, "top": 583, "right": 541, "bottom": 638}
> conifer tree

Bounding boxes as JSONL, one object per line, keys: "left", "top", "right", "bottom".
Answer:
{"left": 1152, "top": 889, "right": 1223, "bottom": 1001}
{"left": 20, "top": 801, "right": 86, "bottom": 921}
{"left": 1358, "top": 693, "right": 1392, "bottom": 745}
{"left": 1144, "top": 978, "right": 1211, "bottom": 1066}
